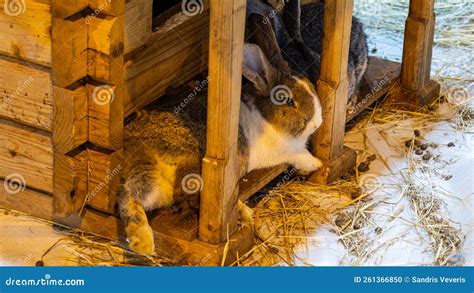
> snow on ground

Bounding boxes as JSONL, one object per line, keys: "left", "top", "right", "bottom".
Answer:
{"left": 289, "top": 0, "right": 474, "bottom": 266}
{"left": 295, "top": 105, "right": 473, "bottom": 266}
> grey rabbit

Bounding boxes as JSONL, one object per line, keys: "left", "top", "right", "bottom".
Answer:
{"left": 118, "top": 43, "right": 323, "bottom": 254}
{"left": 246, "top": 0, "right": 369, "bottom": 111}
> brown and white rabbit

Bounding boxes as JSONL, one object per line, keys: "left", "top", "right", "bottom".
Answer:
{"left": 118, "top": 43, "right": 323, "bottom": 254}
{"left": 246, "top": 0, "right": 369, "bottom": 111}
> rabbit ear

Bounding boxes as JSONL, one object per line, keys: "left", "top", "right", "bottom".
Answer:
{"left": 242, "top": 43, "right": 277, "bottom": 94}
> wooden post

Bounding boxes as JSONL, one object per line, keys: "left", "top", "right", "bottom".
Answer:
{"left": 392, "top": 0, "right": 440, "bottom": 106}
{"left": 199, "top": 0, "right": 246, "bottom": 244}
{"left": 52, "top": 1, "right": 125, "bottom": 219}
{"left": 85, "top": 1, "right": 125, "bottom": 213}
{"left": 51, "top": 4, "right": 89, "bottom": 222}
{"left": 310, "top": 0, "right": 356, "bottom": 184}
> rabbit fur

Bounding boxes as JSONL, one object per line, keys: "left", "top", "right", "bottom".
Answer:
{"left": 118, "top": 44, "right": 323, "bottom": 254}
{"left": 246, "top": 0, "right": 369, "bottom": 107}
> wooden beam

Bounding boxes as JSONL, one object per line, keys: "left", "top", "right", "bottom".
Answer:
{"left": 88, "top": 0, "right": 124, "bottom": 16}
{"left": 0, "top": 56, "right": 53, "bottom": 131}
{"left": 86, "top": 6, "right": 124, "bottom": 150}
{"left": 238, "top": 165, "right": 288, "bottom": 203}
{"left": 51, "top": 16, "right": 88, "bottom": 88}
{"left": 0, "top": 184, "right": 254, "bottom": 266}
{"left": 85, "top": 1, "right": 125, "bottom": 215}
{"left": 53, "top": 86, "right": 88, "bottom": 154}
{"left": 86, "top": 149, "right": 122, "bottom": 214}
{"left": 52, "top": 0, "right": 88, "bottom": 19}
{"left": 0, "top": 0, "right": 52, "bottom": 67}
{"left": 391, "top": 0, "right": 440, "bottom": 107}
{"left": 346, "top": 57, "right": 401, "bottom": 122}
{"left": 0, "top": 119, "right": 53, "bottom": 193}
{"left": 53, "top": 151, "right": 88, "bottom": 220}
{"left": 51, "top": 2, "right": 89, "bottom": 221}
{"left": 310, "top": 0, "right": 356, "bottom": 184}
{"left": 199, "top": 0, "right": 246, "bottom": 244}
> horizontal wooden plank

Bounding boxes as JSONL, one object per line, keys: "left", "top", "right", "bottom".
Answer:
{"left": 0, "top": 0, "right": 52, "bottom": 66}
{"left": 0, "top": 56, "right": 53, "bottom": 131}
{"left": 0, "top": 183, "right": 254, "bottom": 266}
{"left": 124, "top": 0, "right": 152, "bottom": 54}
{"left": 0, "top": 183, "right": 120, "bottom": 240}
{"left": 124, "top": 40, "right": 208, "bottom": 115}
{"left": 124, "top": 9, "right": 209, "bottom": 79}
{"left": 239, "top": 164, "right": 289, "bottom": 202}
{"left": 346, "top": 57, "right": 401, "bottom": 122}
{"left": 124, "top": 0, "right": 209, "bottom": 55}
{"left": 0, "top": 119, "right": 53, "bottom": 193}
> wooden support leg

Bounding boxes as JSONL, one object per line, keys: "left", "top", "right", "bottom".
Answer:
{"left": 310, "top": 0, "right": 357, "bottom": 184}
{"left": 390, "top": 0, "right": 440, "bottom": 107}
{"left": 199, "top": 0, "right": 247, "bottom": 244}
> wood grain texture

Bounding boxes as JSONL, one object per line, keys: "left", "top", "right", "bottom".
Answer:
{"left": 199, "top": 0, "right": 247, "bottom": 244}
{"left": 86, "top": 7, "right": 124, "bottom": 150}
{"left": 88, "top": 0, "right": 124, "bottom": 16}
{"left": 346, "top": 57, "right": 401, "bottom": 122}
{"left": 393, "top": 0, "right": 439, "bottom": 107}
{"left": 86, "top": 148, "right": 122, "bottom": 214}
{"left": 124, "top": 41, "right": 208, "bottom": 115}
{"left": 123, "top": 0, "right": 152, "bottom": 54}
{"left": 53, "top": 151, "right": 88, "bottom": 219}
{"left": 87, "top": 83, "right": 123, "bottom": 150}
{"left": 51, "top": 0, "right": 88, "bottom": 18}
{"left": 238, "top": 164, "right": 288, "bottom": 203}
{"left": 0, "top": 119, "right": 52, "bottom": 193}
{"left": 51, "top": 16, "right": 88, "bottom": 88}
{"left": 0, "top": 0, "right": 52, "bottom": 66}
{"left": 53, "top": 86, "right": 88, "bottom": 154}
{"left": 0, "top": 183, "right": 120, "bottom": 239}
{"left": 400, "top": 0, "right": 436, "bottom": 91}
{"left": 311, "top": 0, "right": 356, "bottom": 184}
{"left": 0, "top": 184, "right": 254, "bottom": 266}
{"left": 0, "top": 56, "right": 53, "bottom": 131}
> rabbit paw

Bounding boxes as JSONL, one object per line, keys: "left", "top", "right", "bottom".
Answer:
{"left": 293, "top": 154, "right": 323, "bottom": 175}
{"left": 127, "top": 224, "right": 155, "bottom": 255}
